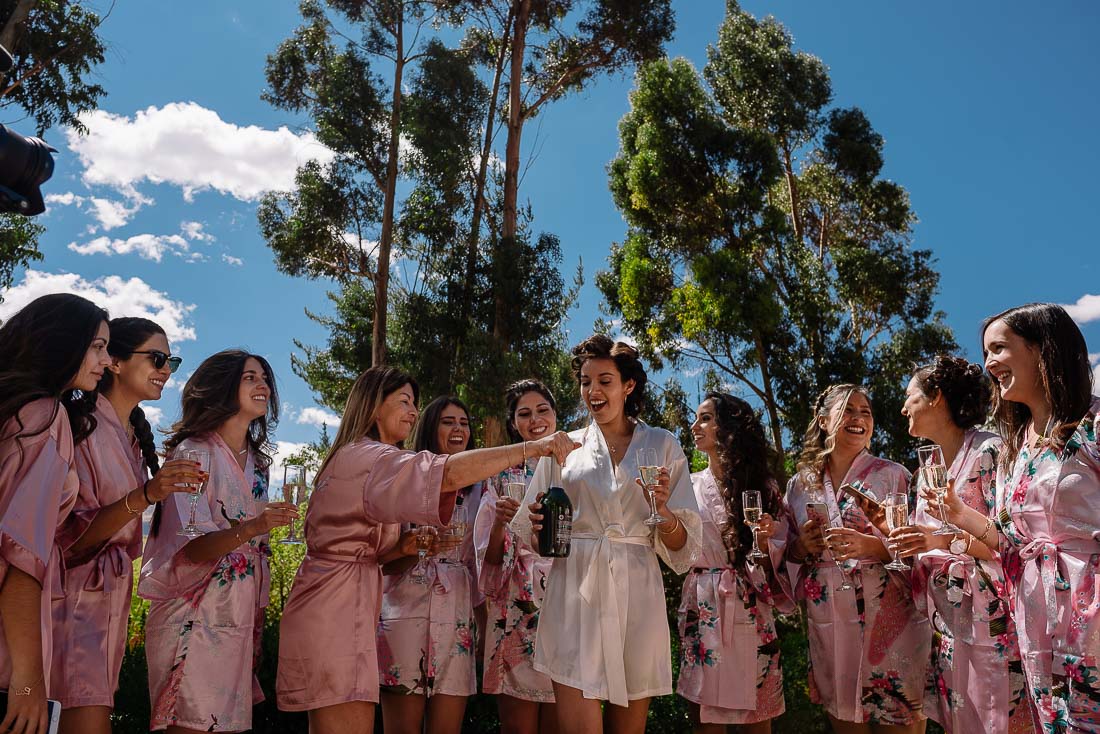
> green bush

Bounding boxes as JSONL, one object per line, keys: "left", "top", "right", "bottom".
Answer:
{"left": 111, "top": 529, "right": 847, "bottom": 733}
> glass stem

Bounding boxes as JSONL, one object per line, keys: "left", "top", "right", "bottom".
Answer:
{"left": 648, "top": 487, "right": 658, "bottom": 515}
{"left": 187, "top": 494, "right": 199, "bottom": 529}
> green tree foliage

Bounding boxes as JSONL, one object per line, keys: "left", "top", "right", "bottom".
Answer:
{"left": 599, "top": 1, "right": 956, "bottom": 467}
{"left": 0, "top": 0, "right": 110, "bottom": 294}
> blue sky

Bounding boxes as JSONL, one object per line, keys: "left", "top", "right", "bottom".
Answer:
{"left": 3, "top": 1, "right": 1099, "bottom": 466}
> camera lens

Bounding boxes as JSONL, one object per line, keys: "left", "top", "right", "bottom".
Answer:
{"left": 0, "top": 124, "right": 56, "bottom": 215}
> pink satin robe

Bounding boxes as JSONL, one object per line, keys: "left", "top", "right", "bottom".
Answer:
{"left": 910, "top": 429, "right": 1031, "bottom": 734}
{"left": 377, "top": 482, "right": 482, "bottom": 698}
{"left": 785, "top": 450, "right": 930, "bottom": 725}
{"left": 50, "top": 395, "right": 146, "bottom": 708}
{"left": 0, "top": 399, "right": 78, "bottom": 694}
{"left": 677, "top": 470, "right": 793, "bottom": 724}
{"left": 997, "top": 397, "right": 1100, "bottom": 732}
{"left": 138, "top": 435, "right": 272, "bottom": 732}
{"left": 276, "top": 439, "right": 452, "bottom": 711}
{"left": 474, "top": 465, "right": 555, "bottom": 702}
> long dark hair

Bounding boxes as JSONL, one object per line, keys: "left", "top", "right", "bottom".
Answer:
{"left": 153, "top": 350, "right": 279, "bottom": 535}
{"left": 705, "top": 392, "right": 781, "bottom": 569}
{"left": 413, "top": 396, "right": 475, "bottom": 454}
{"left": 0, "top": 293, "right": 108, "bottom": 448}
{"left": 981, "top": 303, "right": 1093, "bottom": 466}
{"left": 504, "top": 379, "right": 557, "bottom": 443}
{"left": 95, "top": 317, "right": 167, "bottom": 475}
{"left": 317, "top": 366, "right": 418, "bottom": 477}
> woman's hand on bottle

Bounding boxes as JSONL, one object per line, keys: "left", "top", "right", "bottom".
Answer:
{"left": 529, "top": 432, "right": 581, "bottom": 464}
{"left": 145, "top": 458, "right": 208, "bottom": 502}
{"left": 799, "top": 518, "right": 828, "bottom": 555}
{"left": 825, "top": 527, "right": 885, "bottom": 562}
{"left": 851, "top": 494, "right": 889, "bottom": 535}
{"left": 636, "top": 466, "right": 671, "bottom": 512}
{"left": 493, "top": 496, "right": 521, "bottom": 528}
{"left": 527, "top": 492, "right": 546, "bottom": 547}
{"left": 888, "top": 524, "right": 947, "bottom": 558}
{"left": 242, "top": 501, "right": 298, "bottom": 536}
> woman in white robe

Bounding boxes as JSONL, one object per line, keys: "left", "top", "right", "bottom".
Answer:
{"left": 517, "top": 335, "right": 701, "bottom": 734}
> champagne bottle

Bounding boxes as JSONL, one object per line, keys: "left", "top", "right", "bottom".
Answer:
{"left": 538, "top": 459, "right": 572, "bottom": 558}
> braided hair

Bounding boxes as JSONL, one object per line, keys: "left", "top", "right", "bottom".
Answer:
{"left": 97, "top": 317, "right": 167, "bottom": 475}
{"left": 795, "top": 383, "right": 872, "bottom": 494}
{"left": 704, "top": 392, "right": 781, "bottom": 569}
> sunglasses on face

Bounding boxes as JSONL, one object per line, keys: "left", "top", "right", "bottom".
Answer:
{"left": 131, "top": 350, "right": 183, "bottom": 373}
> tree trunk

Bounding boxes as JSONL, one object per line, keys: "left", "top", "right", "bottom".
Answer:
{"left": 457, "top": 7, "right": 511, "bottom": 369}
{"left": 495, "top": 0, "right": 529, "bottom": 343}
{"left": 753, "top": 329, "right": 786, "bottom": 481}
{"left": 0, "top": 0, "right": 36, "bottom": 57}
{"left": 782, "top": 144, "right": 803, "bottom": 243}
{"left": 373, "top": 8, "right": 404, "bottom": 367}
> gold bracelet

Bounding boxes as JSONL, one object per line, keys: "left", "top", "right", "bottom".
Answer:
{"left": 975, "top": 517, "right": 995, "bottom": 544}
{"left": 522, "top": 441, "right": 528, "bottom": 466}
{"left": 658, "top": 514, "right": 682, "bottom": 536}
{"left": 123, "top": 490, "right": 141, "bottom": 515}
{"left": 964, "top": 533, "right": 974, "bottom": 555}
{"left": 11, "top": 672, "right": 43, "bottom": 696}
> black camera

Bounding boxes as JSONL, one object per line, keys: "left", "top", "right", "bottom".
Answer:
{"left": 0, "top": 44, "right": 56, "bottom": 216}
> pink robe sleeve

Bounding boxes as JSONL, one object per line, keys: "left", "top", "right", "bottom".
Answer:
{"left": 0, "top": 402, "right": 73, "bottom": 590}
{"left": 351, "top": 442, "right": 452, "bottom": 526}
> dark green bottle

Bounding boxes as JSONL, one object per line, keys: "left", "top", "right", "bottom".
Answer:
{"left": 538, "top": 460, "right": 572, "bottom": 558}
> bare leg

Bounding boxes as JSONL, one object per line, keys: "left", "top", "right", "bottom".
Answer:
{"left": 498, "top": 694, "right": 541, "bottom": 734}
{"left": 551, "top": 682, "right": 603, "bottom": 734}
{"left": 871, "top": 720, "right": 927, "bottom": 734}
{"left": 827, "top": 715, "right": 874, "bottom": 734}
{"left": 424, "top": 694, "right": 468, "bottom": 734}
{"left": 539, "top": 702, "right": 560, "bottom": 734}
{"left": 379, "top": 690, "right": 427, "bottom": 734}
{"left": 166, "top": 727, "right": 244, "bottom": 734}
{"left": 58, "top": 705, "right": 112, "bottom": 734}
{"left": 308, "top": 701, "right": 376, "bottom": 734}
{"left": 602, "top": 696, "right": 650, "bottom": 734}
{"left": 740, "top": 720, "right": 773, "bottom": 734}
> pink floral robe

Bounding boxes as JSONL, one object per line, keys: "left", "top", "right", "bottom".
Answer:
{"left": 377, "top": 482, "right": 483, "bottom": 698}
{"left": 276, "top": 439, "right": 452, "bottom": 711}
{"left": 784, "top": 450, "right": 930, "bottom": 725}
{"left": 138, "top": 435, "right": 272, "bottom": 732}
{"left": 677, "top": 470, "right": 793, "bottom": 724}
{"left": 997, "top": 397, "right": 1100, "bottom": 732}
{"left": 473, "top": 464, "right": 555, "bottom": 702}
{"left": 51, "top": 395, "right": 147, "bottom": 708}
{"left": 910, "top": 429, "right": 1032, "bottom": 734}
{"left": 0, "top": 399, "right": 78, "bottom": 694}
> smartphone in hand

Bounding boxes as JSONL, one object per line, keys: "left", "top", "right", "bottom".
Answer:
{"left": 840, "top": 481, "right": 882, "bottom": 512}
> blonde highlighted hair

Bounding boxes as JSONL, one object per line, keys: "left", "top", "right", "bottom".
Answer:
{"left": 317, "top": 366, "right": 419, "bottom": 477}
{"left": 795, "top": 383, "right": 872, "bottom": 493}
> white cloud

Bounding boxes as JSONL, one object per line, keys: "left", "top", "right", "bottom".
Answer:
{"left": 181, "top": 221, "right": 214, "bottom": 242}
{"left": 68, "top": 102, "right": 336, "bottom": 202}
{"left": 1063, "top": 294, "right": 1100, "bottom": 325}
{"left": 46, "top": 189, "right": 151, "bottom": 232}
{"left": 221, "top": 253, "right": 244, "bottom": 267}
{"left": 297, "top": 406, "right": 340, "bottom": 430}
{"left": 0, "top": 270, "right": 197, "bottom": 343}
{"left": 68, "top": 233, "right": 190, "bottom": 262}
{"left": 140, "top": 404, "right": 166, "bottom": 429}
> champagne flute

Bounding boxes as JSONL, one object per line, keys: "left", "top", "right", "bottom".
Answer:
{"left": 810, "top": 491, "right": 854, "bottom": 591}
{"left": 636, "top": 448, "right": 668, "bottom": 526}
{"left": 918, "top": 444, "right": 960, "bottom": 536}
{"left": 742, "top": 490, "right": 767, "bottom": 559}
{"left": 884, "top": 492, "right": 910, "bottom": 571}
{"left": 504, "top": 481, "right": 527, "bottom": 504}
{"left": 278, "top": 464, "right": 306, "bottom": 545}
{"left": 411, "top": 526, "right": 433, "bottom": 584}
{"left": 177, "top": 448, "right": 210, "bottom": 538}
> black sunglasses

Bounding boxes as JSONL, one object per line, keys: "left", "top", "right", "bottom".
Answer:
{"left": 131, "top": 350, "right": 183, "bottom": 373}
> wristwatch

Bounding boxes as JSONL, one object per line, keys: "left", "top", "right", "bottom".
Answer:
{"left": 950, "top": 534, "right": 968, "bottom": 555}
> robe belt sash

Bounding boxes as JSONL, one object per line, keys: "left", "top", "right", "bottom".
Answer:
{"left": 1018, "top": 537, "right": 1099, "bottom": 637}
{"left": 228, "top": 544, "right": 271, "bottom": 607}
{"left": 689, "top": 567, "right": 759, "bottom": 710}
{"left": 573, "top": 525, "right": 653, "bottom": 708}
{"left": 81, "top": 543, "right": 132, "bottom": 593}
